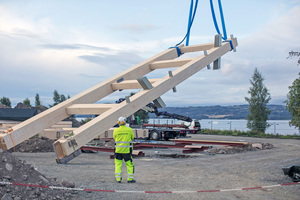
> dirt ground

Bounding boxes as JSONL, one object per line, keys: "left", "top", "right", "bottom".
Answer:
{"left": 6, "top": 134, "right": 300, "bottom": 199}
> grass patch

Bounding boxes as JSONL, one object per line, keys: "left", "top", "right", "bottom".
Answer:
{"left": 199, "top": 129, "right": 300, "bottom": 139}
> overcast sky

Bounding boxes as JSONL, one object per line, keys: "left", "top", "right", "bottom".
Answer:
{"left": 1, "top": 0, "right": 299, "bottom": 107}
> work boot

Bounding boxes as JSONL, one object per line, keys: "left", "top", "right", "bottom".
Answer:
{"left": 127, "top": 179, "right": 136, "bottom": 183}
{"left": 117, "top": 178, "right": 122, "bottom": 183}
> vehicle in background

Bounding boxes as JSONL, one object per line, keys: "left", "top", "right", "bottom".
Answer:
{"left": 101, "top": 99, "right": 201, "bottom": 141}
{"left": 130, "top": 101, "right": 201, "bottom": 140}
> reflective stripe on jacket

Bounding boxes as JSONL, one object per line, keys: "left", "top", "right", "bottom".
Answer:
{"left": 113, "top": 125, "right": 134, "bottom": 154}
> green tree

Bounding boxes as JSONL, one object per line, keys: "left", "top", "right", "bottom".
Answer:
{"left": 60, "top": 94, "right": 66, "bottom": 102}
{"left": 23, "top": 98, "right": 31, "bottom": 107}
{"left": 245, "top": 68, "right": 271, "bottom": 133}
{"left": 0, "top": 96, "right": 11, "bottom": 107}
{"left": 51, "top": 90, "right": 69, "bottom": 107}
{"left": 52, "top": 90, "right": 61, "bottom": 106}
{"left": 285, "top": 73, "right": 300, "bottom": 129}
{"left": 35, "top": 93, "right": 41, "bottom": 107}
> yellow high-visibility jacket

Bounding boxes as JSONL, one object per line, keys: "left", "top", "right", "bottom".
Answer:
{"left": 113, "top": 125, "right": 134, "bottom": 154}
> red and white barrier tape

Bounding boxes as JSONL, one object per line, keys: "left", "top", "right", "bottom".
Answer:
{"left": 0, "top": 181, "right": 299, "bottom": 194}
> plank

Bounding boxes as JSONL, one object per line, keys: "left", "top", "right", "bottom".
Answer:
{"left": 111, "top": 79, "right": 160, "bottom": 90}
{"left": 184, "top": 145, "right": 203, "bottom": 149}
{"left": 56, "top": 121, "right": 73, "bottom": 125}
{"left": 0, "top": 46, "right": 181, "bottom": 150}
{"left": 150, "top": 58, "right": 194, "bottom": 69}
{"left": 49, "top": 124, "right": 72, "bottom": 128}
{"left": 62, "top": 128, "right": 77, "bottom": 131}
{"left": 66, "top": 104, "right": 115, "bottom": 115}
{"left": 179, "top": 43, "right": 214, "bottom": 53}
{"left": 54, "top": 37, "right": 238, "bottom": 158}
{"left": 42, "top": 128, "right": 76, "bottom": 132}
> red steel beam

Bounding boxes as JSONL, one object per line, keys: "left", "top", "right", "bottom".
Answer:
{"left": 133, "top": 142, "right": 187, "bottom": 149}
{"left": 81, "top": 146, "right": 145, "bottom": 159}
{"left": 171, "top": 139, "right": 248, "bottom": 147}
{"left": 182, "top": 146, "right": 210, "bottom": 153}
{"left": 81, "top": 143, "right": 188, "bottom": 152}
{"left": 81, "top": 146, "right": 114, "bottom": 153}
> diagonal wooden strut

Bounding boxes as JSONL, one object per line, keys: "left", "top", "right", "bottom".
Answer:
{"left": 0, "top": 35, "right": 238, "bottom": 164}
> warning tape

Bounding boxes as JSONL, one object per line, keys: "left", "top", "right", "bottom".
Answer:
{"left": 0, "top": 181, "right": 299, "bottom": 194}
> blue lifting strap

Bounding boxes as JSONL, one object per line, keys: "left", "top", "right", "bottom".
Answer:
{"left": 210, "top": 0, "right": 234, "bottom": 50}
{"left": 175, "top": 0, "right": 199, "bottom": 47}
{"left": 210, "top": 0, "right": 227, "bottom": 40}
{"left": 186, "top": 0, "right": 194, "bottom": 46}
{"left": 223, "top": 40, "right": 234, "bottom": 50}
{"left": 170, "top": 0, "right": 198, "bottom": 57}
{"left": 169, "top": 46, "right": 182, "bottom": 57}
{"left": 171, "top": 0, "right": 233, "bottom": 54}
{"left": 217, "top": 0, "right": 227, "bottom": 40}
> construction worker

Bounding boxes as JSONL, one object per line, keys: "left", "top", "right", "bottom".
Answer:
{"left": 113, "top": 116, "right": 136, "bottom": 183}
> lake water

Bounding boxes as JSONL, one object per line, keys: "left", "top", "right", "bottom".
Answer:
{"left": 149, "top": 119, "right": 300, "bottom": 135}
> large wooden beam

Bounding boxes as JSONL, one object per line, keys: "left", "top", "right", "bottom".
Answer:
{"left": 0, "top": 46, "right": 181, "bottom": 150}
{"left": 54, "top": 37, "right": 238, "bottom": 159}
{"left": 66, "top": 104, "right": 115, "bottom": 115}
{"left": 179, "top": 43, "right": 214, "bottom": 53}
{"left": 111, "top": 78, "right": 160, "bottom": 90}
{"left": 150, "top": 58, "right": 194, "bottom": 69}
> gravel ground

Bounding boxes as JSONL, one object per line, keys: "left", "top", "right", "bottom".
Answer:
{"left": 11, "top": 134, "right": 300, "bottom": 200}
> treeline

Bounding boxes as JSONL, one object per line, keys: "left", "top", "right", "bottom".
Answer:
{"left": 0, "top": 90, "right": 69, "bottom": 109}
{"left": 156, "top": 104, "right": 291, "bottom": 120}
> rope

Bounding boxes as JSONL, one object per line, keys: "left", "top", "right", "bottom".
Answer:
{"left": 0, "top": 180, "right": 299, "bottom": 194}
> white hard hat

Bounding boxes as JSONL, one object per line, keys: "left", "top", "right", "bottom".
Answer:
{"left": 117, "top": 117, "right": 126, "bottom": 125}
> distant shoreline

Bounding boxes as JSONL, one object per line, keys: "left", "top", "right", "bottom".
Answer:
{"left": 154, "top": 104, "right": 291, "bottom": 120}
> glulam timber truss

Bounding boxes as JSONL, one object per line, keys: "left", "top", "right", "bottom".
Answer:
{"left": 0, "top": 35, "right": 238, "bottom": 163}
